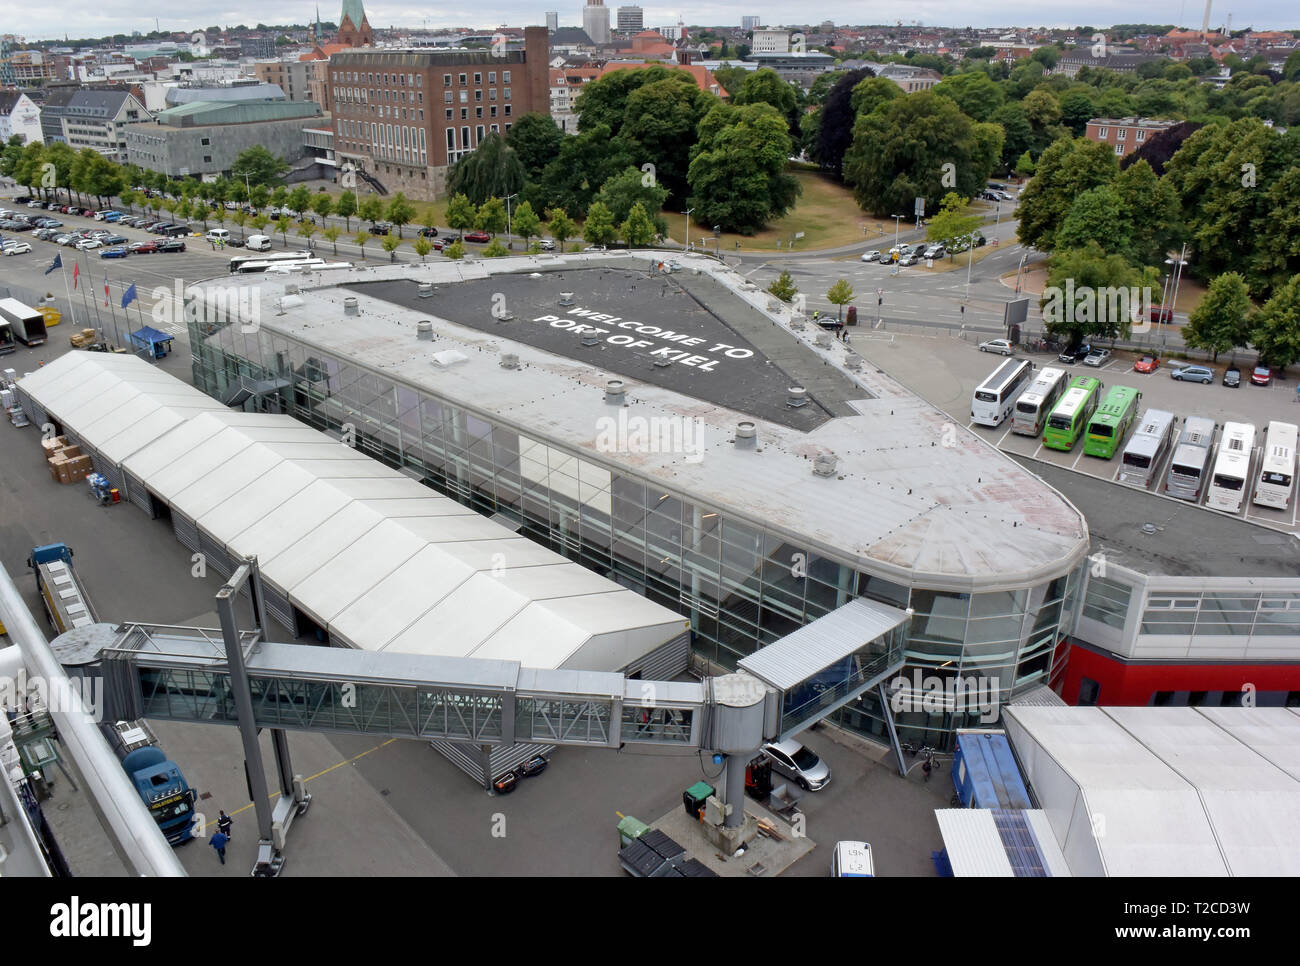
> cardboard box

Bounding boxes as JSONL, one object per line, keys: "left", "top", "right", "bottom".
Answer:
{"left": 42, "top": 435, "right": 68, "bottom": 454}
{"left": 58, "top": 445, "right": 82, "bottom": 460}
{"left": 64, "top": 455, "right": 92, "bottom": 484}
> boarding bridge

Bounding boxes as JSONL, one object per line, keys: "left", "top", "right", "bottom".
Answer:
{"left": 64, "top": 559, "right": 909, "bottom": 875}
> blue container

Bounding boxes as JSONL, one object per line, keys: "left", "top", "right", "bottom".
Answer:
{"left": 951, "top": 731, "right": 1031, "bottom": 809}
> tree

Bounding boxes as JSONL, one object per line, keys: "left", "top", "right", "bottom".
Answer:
{"left": 813, "top": 67, "right": 875, "bottom": 178}
{"left": 270, "top": 185, "right": 288, "bottom": 209}
{"left": 687, "top": 101, "right": 800, "bottom": 234}
{"left": 620, "top": 76, "right": 715, "bottom": 207}
{"left": 1014, "top": 150, "right": 1037, "bottom": 178}
{"left": 249, "top": 183, "right": 270, "bottom": 211}
{"left": 733, "top": 68, "right": 799, "bottom": 133}
{"left": 594, "top": 165, "right": 669, "bottom": 230}
{"left": 358, "top": 196, "right": 384, "bottom": 227}
{"left": 848, "top": 75, "right": 900, "bottom": 119}
{"left": 582, "top": 200, "right": 617, "bottom": 246}
{"left": 526, "top": 123, "right": 631, "bottom": 218}
{"left": 381, "top": 234, "right": 402, "bottom": 261}
{"left": 482, "top": 238, "right": 509, "bottom": 257}
{"left": 547, "top": 208, "right": 576, "bottom": 251}
{"left": 826, "top": 279, "right": 855, "bottom": 321}
{"left": 926, "top": 194, "right": 983, "bottom": 252}
{"left": 274, "top": 215, "right": 292, "bottom": 246}
{"left": 311, "top": 193, "right": 334, "bottom": 224}
{"left": 1184, "top": 272, "right": 1253, "bottom": 361}
{"left": 413, "top": 237, "right": 433, "bottom": 262}
{"left": 506, "top": 112, "right": 566, "bottom": 180}
{"left": 1022, "top": 89, "right": 1062, "bottom": 129}
{"left": 1251, "top": 274, "right": 1300, "bottom": 369}
{"left": 323, "top": 225, "right": 341, "bottom": 255}
{"left": 577, "top": 64, "right": 687, "bottom": 138}
{"left": 842, "top": 92, "right": 1002, "bottom": 218}
{"left": 444, "top": 239, "right": 466, "bottom": 260}
{"left": 1016, "top": 137, "right": 1118, "bottom": 252}
{"left": 231, "top": 145, "right": 289, "bottom": 187}
{"left": 231, "top": 210, "right": 248, "bottom": 240}
{"left": 250, "top": 214, "right": 269, "bottom": 234}
{"left": 1251, "top": 166, "right": 1300, "bottom": 298}
{"left": 767, "top": 270, "right": 798, "bottom": 302}
{"left": 1059, "top": 90, "right": 1097, "bottom": 135}
{"left": 335, "top": 190, "right": 357, "bottom": 230}
{"left": 446, "top": 193, "right": 477, "bottom": 239}
{"left": 620, "top": 202, "right": 657, "bottom": 247}
{"left": 296, "top": 220, "right": 318, "bottom": 250}
{"left": 1111, "top": 160, "right": 1180, "bottom": 267}
{"left": 512, "top": 200, "right": 542, "bottom": 248}
{"left": 933, "top": 70, "right": 1005, "bottom": 121}
{"left": 446, "top": 132, "right": 524, "bottom": 206}
{"left": 1056, "top": 185, "right": 1132, "bottom": 255}
{"left": 354, "top": 230, "right": 372, "bottom": 259}
{"left": 420, "top": 206, "right": 439, "bottom": 236}
{"left": 288, "top": 185, "right": 313, "bottom": 217}
{"left": 387, "top": 192, "right": 416, "bottom": 238}
{"left": 991, "top": 102, "right": 1034, "bottom": 171}
{"left": 474, "top": 197, "right": 507, "bottom": 235}
{"left": 1040, "top": 242, "right": 1147, "bottom": 345}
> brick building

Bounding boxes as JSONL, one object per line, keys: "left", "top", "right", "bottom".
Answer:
{"left": 328, "top": 26, "right": 550, "bottom": 200}
{"left": 1085, "top": 116, "right": 1178, "bottom": 158}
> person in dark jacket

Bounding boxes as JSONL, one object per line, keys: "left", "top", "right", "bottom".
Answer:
{"left": 217, "top": 810, "right": 233, "bottom": 839}
{"left": 210, "top": 830, "right": 230, "bottom": 864}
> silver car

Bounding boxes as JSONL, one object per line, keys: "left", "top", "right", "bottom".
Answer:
{"left": 763, "top": 738, "right": 831, "bottom": 791}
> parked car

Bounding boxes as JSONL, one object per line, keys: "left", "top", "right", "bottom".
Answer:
{"left": 99, "top": 246, "right": 128, "bottom": 258}
{"left": 33, "top": 228, "right": 57, "bottom": 240}
{"left": 1149, "top": 304, "right": 1175, "bottom": 324}
{"left": 1058, "top": 343, "right": 1092, "bottom": 364}
{"left": 54, "top": 234, "right": 75, "bottom": 246}
{"left": 2, "top": 241, "right": 32, "bottom": 255}
{"left": 464, "top": 230, "right": 491, "bottom": 243}
{"left": 539, "top": 238, "right": 555, "bottom": 251}
{"left": 127, "top": 240, "right": 157, "bottom": 254}
{"left": 1223, "top": 366, "right": 1241, "bottom": 388}
{"left": 1134, "top": 355, "right": 1160, "bottom": 373}
{"left": 224, "top": 201, "right": 240, "bottom": 210}
{"left": 370, "top": 221, "right": 392, "bottom": 235}
{"left": 762, "top": 739, "right": 831, "bottom": 791}
{"left": 75, "top": 238, "right": 102, "bottom": 250}
{"left": 1171, "top": 364, "right": 1214, "bottom": 384}
{"left": 101, "top": 234, "right": 127, "bottom": 245}
{"left": 1251, "top": 365, "right": 1272, "bottom": 386}
{"left": 1083, "top": 348, "right": 1111, "bottom": 367}
{"left": 979, "top": 338, "right": 1014, "bottom": 355}
{"left": 898, "top": 254, "right": 918, "bottom": 266}
{"left": 156, "top": 238, "right": 186, "bottom": 252}
{"left": 860, "top": 250, "right": 881, "bottom": 262}
{"left": 417, "top": 226, "right": 439, "bottom": 238}
{"left": 924, "top": 245, "right": 945, "bottom": 259}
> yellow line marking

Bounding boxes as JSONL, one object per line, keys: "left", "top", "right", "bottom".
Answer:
{"left": 222, "top": 739, "right": 397, "bottom": 818}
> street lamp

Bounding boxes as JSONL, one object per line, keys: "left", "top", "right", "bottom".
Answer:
{"left": 1163, "top": 244, "right": 1190, "bottom": 352}
{"left": 1014, "top": 250, "right": 1029, "bottom": 294}
{"left": 684, "top": 208, "right": 694, "bottom": 252}
{"left": 892, "top": 214, "right": 904, "bottom": 253}
{"left": 504, "top": 192, "right": 518, "bottom": 249}
{"left": 964, "top": 229, "right": 980, "bottom": 300}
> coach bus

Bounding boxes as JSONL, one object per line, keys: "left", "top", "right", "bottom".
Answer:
{"left": 1083, "top": 385, "right": 1142, "bottom": 459}
{"left": 1042, "top": 376, "right": 1103, "bottom": 451}
{"left": 1252, "top": 420, "right": 1298, "bottom": 510}
{"left": 1118, "top": 409, "right": 1176, "bottom": 489}
{"left": 1011, "top": 366, "right": 1068, "bottom": 437}
{"left": 229, "top": 250, "right": 315, "bottom": 273}
{"left": 1206, "top": 422, "right": 1256, "bottom": 513}
{"left": 1164, "top": 416, "right": 1217, "bottom": 502}
{"left": 971, "top": 358, "right": 1035, "bottom": 428}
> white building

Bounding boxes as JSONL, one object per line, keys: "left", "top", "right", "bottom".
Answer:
{"left": 0, "top": 91, "right": 43, "bottom": 144}
{"left": 742, "top": 16, "right": 761, "bottom": 31}
{"left": 581, "top": 0, "right": 611, "bottom": 44}
{"left": 751, "top": 28, "right": 789, "bottom": 53}
{"left": 546, "top": 11, "right": 559, "bottom": 31}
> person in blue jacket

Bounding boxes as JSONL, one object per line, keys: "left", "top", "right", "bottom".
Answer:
{"left": 210, "top": 830, "right": 230, "bottom": 864}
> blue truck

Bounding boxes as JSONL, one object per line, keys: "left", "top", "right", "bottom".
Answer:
{"left": 105, "top": 720, "right": 198, "bottom": 845}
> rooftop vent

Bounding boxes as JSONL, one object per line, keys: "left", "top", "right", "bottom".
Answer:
{"left": 604, "top": 379, "right": 625, "bottom": 405}
{"left": 417, "top": 320, "right": 433, "bottom": 341}
{"left": 558, "top": 292, "right": 575, "bottom": 306}
{"left": 581, "top": 332, "right": 600, "bottom": 346}
{"left": 494, "top": 309, "right": 515, "bottom": 322}
{"left": 815, "top": 331, "right": 832, "bottom": 349}
{"left": 1141, "top": 523, "right": 1158, "bottom": 535}
{"left": 734, "top": 421, "right": 756, "bottom": 449}
{"left": 417, "top": 282, "right": 434, "bottom": 298}
{"left": 282, "top": 283, "right": 300, "bottom": 296}
{"left": 787, "top": 386, "right": 807, "bottom": 408}
{"left": 844, "top": 354, "right": 862, "bottom": 371}
{"left": 812, "top": 453, "right": 838, "bottom": 477}
{"left": 653, "top": 357, "right": 673, "bottom": 368}
{"left": 343, "top": 296, "right": 359, "bottom": 316}
{"left": 500, "top": 352, "right": 520, "bottom": 370}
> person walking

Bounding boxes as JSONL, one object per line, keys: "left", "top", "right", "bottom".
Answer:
{"left": 217, "top": 810, "right": 233, "bottom": 840}
{"left": 210, "top": 830, "right": 230, "bottom": 864}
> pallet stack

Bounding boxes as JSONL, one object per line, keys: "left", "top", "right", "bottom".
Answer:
{"left": 43, "top": 435, "right": 93, "bottom": 484}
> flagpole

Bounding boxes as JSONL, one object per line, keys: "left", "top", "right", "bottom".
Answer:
{"left": 75, "top": 256, "right": 95, "bottom": 342}
{"left": 105, "top": 274, "right": 123, "bottom": 351}
{"left": 56, "top": 255, "right": 75, "bottom": 328}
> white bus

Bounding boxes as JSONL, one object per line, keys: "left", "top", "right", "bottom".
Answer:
{"left": 971, "top": 358, "right": 1034, "bottom": 428}
{"left": 1011, "top": 366, "right": 1067, "bottom": 436}
{"left": 1164, "top": 416, "right": 1217, "bottom": 502}
{"left": 1118, "top": 408, "right": 1176, "bottom": 488}
{"left": 1206, "top": 421, "right": 1256, "bottom": 513}
{"left": 1252, "top": 420, "right": 1298, "bottom": 510}
{"left": 230, "top": 250, "right": 315, "bottom": 273}
{"left": 263, "top": 260, "right": 351, "bottom": 274}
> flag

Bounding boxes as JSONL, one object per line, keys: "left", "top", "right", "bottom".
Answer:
{"left": 72, "top": 262, "right": 79, "bottom": 289}
{"left": 45, "top": 253, "right": 62, "bottom": 275}
{"left": 121, "top": 282, "right": 137, "bottom": 309}
{"left": 104, "top": 280, "right": 110, "bottom": 307}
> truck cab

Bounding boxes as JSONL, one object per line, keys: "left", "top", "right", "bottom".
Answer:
{"left": 107, "top": 720, "right": 197, "bottom": 845}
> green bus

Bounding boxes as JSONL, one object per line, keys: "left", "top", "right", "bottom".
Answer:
{"left": 1043, "top": 376, "right": 1104, "bottom": 451}
{"left": 1084, "top": 385, "right": 1142, "bottom": 459}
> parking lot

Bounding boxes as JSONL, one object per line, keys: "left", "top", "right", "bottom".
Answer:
{"left": 858, "top": 331, "right": 1300, "bottom": 536}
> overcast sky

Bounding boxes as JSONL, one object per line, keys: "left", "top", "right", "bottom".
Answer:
{"left": 14, "top": 1, "right": 1300, "bottom": 42}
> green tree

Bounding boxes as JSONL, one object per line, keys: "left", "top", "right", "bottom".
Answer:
{"left": 250, "top": 214, "right": 269, "bottom": 235}
{"left": 512, "top": 200, "right": 542, "bottom": 248}
{"left": 1111, "top": 160, "right": 1180, "bottom": 267}
{"left": 413, "top": 237, "right": 433, "bottom": 262}
{"left": 381, "top": 234, "right": 402, "bottom": 261}
{"left": 270, "top": 185, "right": 289, "bottom": 209}
{"left": 506, "top": 112, "right": 565, "bottom": 180}
{"left": 358, "top": 196, "right": 384, "bottom": 227}
{"left": 1022, "top": 88, "right": 1062, "bottom": 129}
{"left": 594, "top": 165, "right": 670, "bottom": 229}
{"left": 848, "top": 75, "right": 901, "bottom": 117}
{"left": 230, "top": 144, "right": 290, "bottom": 186}
{"left": 444, "top": 239, "right": 466, "bottom": 260}
{"left": 619, "top": 201, "right": 657, "bottom": 247}
{"left": 274, "top": 215, "right": 292, "bottom": 246}
{"left": 547, "top": 208, "right": 576, "bottom": 251}
{"left": 231, "top": 210, "right": 248, "bottom": 240}
{"left": 1250, "top": 274, "right": 1300, "bottom": 369}
{"left": 288, "top": 185, "right": 313, "bottom": 217}
{"left": 577, "top": 64, "right": 689, "bottom": 137}
{"left": 1014, "top": 150, "right": 1037, "bottom": 178}
{"left": 526, "top": 123, "right": 632, "bottom": 218}
{"left": 1056, "top": 185, "right": 1131, "bottom": 255}
{"left": 926, "top": 193, "right": 983, "bottom": 253}
{"left": 311, "top": 193, "right": 334, "bottom": 224}
{"left": 932, "top": 69, "right": 1005, "bottom": 121}
{"left": 474, "top": 197, "right": 507, "bottom": 235}
{"left": 1184, "top": 272, "right": 1253, "bottom": 361}
{"left": 767, "top": 270, "right": 798, "bottom": 302}
{"left": 826, "top": 279, "right": 855, "bottom": 321}
{"left": 446, "top": 132, "right": 524, "bottom": 206}
{"left": 732, "top": 68, "right": 799, "bottom": 132}
{"left": 249, "top": 183, "right": 270, "bottom": 211}
{"left": 420, "top": 206, "right": 439, "bottom": 236}
{"left": 687, "top": 101, "right": 799, "bottom": 234}
{"left": 482, "top": 238, "right": 509, "bottom": 257}
{"left": 1040, "top": 243, "right": 1148, "bottom": 345}
{"left": 619, "top": 75, "right": 715, "bottom": 207}
{"left": 335, "top": 190, "right": 357, "bottom": 230}
{"left": 446, "top": 192, "right": 477, "bottom": 239}
{"left": 1016, "top": 137, "right": 1118, "bottom": 252}
{"left": 991, "top": 102, "right": 1034, "bottom": 171}
{"left": 582, "top": 200, "right": 617, "bottom": 246}
{"left": 1059, "top": 90, "right": 1097, "bottom": 135}
{"left": 322, "top": 225, "right": 341, "bottom": 255}
{"left": 386, "top": 192, "right": 416, "bottom": 238}
{"left": 296, "top": 220, "right": 318, "bottom": 250}
{"left": 354, "top": 230, "right": 372, "bottom": 259}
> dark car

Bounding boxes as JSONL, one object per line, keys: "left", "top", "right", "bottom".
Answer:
{"left": 148, "top": 222, "right": 173, "bottom": 233}
{"left": 370, "top": 221, "right": 391, "bottom": 235}
{"left": 156, "top": 239, "right": 186, "bottom": 252}
{"left": 1223, "top": 366, "right": 1241, "bottom": 388}
{"left": 417, "top": 226, "right": 439, "bottom": 238}
{"left": 98, "top": 247, "right": 129, "bottom": 259}
{"left": 463, "top": 231, "right": 491, "bottom": 243}
{"left": 1058, "top": 343, "right": 1092, "bottom": 364}
{"left": 101, "top": 234, "right": 127, "bottom": 245}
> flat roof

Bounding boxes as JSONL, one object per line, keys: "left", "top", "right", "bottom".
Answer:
{"left": 1012, "top": 454, "right": 1300, "bottom": 579}
{"left": 195, "top": 253, "right": 1090, "bottom": 591}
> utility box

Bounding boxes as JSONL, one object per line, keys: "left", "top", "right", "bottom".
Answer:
{"left": 617, "top": 815, "right": 649, "bottom": 847}
{"left": 683, "top": 781, "right": 714, "bottom": 819}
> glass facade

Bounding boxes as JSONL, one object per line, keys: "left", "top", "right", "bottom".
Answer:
{"left": 1140, "top": 591, "right": 1300, "bottom": 639}
{"left": 189, "top": 310, "right": 1083, "bottom": 750}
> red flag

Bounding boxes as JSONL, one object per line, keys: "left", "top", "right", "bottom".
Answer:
{"left": 73, "top": 262, "right": 79, "bottom": 289}
{"left": 104, "top": 280, "right": 110, "bottom": 307}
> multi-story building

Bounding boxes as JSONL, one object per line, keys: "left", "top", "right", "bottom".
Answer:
{"left": 582, "top": 0, "right": 611, "bottom": 45}
{"left": 546, "top": 12, "right": 559, "bottom": 32}
{"left": 328, "top": 27, "right": 550, "bottom": 200}
{"left": 1085, "top": 116, "right": 1178, "bottom": 157}
{"left": 616, "top": 6, "right": 644, "bottom": 32}
{"left": 742, "top": 16, "right": 761, "bottom": 32}
{"left": 337, "top": 0, "right": 374, "bottom": 48}
{"left": 38, "top": 89, "right": 76, "bottom": 144}
{"left": 58, "top": 90, "right": 149, "bottom": 163}
{"left": 751, "top": 28, "right": 789, "bottom": 53}
{"left": 549, "top": 65, "right": 602, "bottom": 133}
{"left": 0, "top": 91, "right": 43, "bottom": 145}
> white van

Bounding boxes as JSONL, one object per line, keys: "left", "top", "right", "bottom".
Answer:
{"left": 831, "top": 841, "right": 874, "bottom": 877}
{"left": 244, "top": 234, "right": 272, "bottom": 252}
{"left": 206, "top": 228, "right": 230, "bottom": 244}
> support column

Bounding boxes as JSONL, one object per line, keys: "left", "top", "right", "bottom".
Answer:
{"left": 723, "top": 753, "right": 746, "bottom": 829}
{"left": 216, "top": 581, "right": 274, "bottom": 846}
